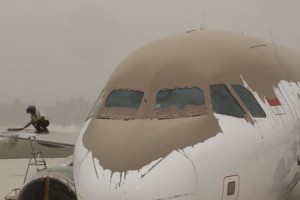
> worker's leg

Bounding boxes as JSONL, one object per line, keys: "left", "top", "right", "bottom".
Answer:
{"left": 39, "top": 119, "right": 50, "bottom": 133}
{"left": 32, "top": 123, "right": 43, "bottom": 133}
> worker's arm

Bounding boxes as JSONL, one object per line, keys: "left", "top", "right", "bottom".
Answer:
{"left": 23, "top": 112, "right": 45, "bottom": 129}
{"left": 24, "top": 117, "right": 42, "bottom": 128}
{"left": 23, "top": 121, "right": 32, "bottom": 129}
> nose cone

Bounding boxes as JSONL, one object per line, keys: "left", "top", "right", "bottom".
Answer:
{"left": 82, "top": 116, "right": 219, "bottom": 173}
{"left": 75, "top": 117, "right": 219, "bottom": 200}
{"left": 76, "top": 149, "right": 199, "bottom": 200}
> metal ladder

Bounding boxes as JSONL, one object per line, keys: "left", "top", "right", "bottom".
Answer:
{"left": 4, "top": 136, "right": 48, "bottom": 200}
{"left": 23, "top": 136, "right": 47, "bottom": 184}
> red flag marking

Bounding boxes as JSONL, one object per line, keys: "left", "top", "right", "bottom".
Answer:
{"left": 267, "top": 98, "right": 281, "bottom": 106}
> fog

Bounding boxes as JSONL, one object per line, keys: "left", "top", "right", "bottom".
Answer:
{"left": 0, "top": 0, "right": 300, "bottom": 124}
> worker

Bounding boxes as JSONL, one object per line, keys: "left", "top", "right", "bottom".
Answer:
{"left": 24, "top": 105, "right": 50, "bottom": 133}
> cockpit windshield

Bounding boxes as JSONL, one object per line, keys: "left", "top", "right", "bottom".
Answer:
{"left": 96, "top": 89, "right": 144, "bottom": 120}
{"left": 105, "top": 89, "right": 144, "bottom": 109}
{"left": 210, "top": 84, "right": 245, "bottom": 118}
{"left": 156, "top": 87, "right": 205, "bottom": 110}
{"left": 90, "top": 82, "right": 264, "bottom": 121}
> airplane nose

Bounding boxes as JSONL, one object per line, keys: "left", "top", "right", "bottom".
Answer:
{"left": 76, "top": 149, "right": 199, "bottom": 200}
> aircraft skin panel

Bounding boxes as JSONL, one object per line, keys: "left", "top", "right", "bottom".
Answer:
{"left": 103, "top": 31, "right": 300, "bottom": 101}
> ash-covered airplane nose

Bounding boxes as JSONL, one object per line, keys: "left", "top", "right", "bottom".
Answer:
{"left": 74, "top": 116, "right": 213, "bottom": 200}
{"left": 75, "top": 144, "right": 199, "bottom": 200}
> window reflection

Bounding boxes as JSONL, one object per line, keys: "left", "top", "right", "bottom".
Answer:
{"left": 232, "top": 85, "right": 266, "bottom": 118}
{"left": 210, "top": 84, "right": 245, "bottom": 118}
{"left": 105, "top": 89, "right": 144, "bottom": 109}
{"left": 156, "top": 87, "right": 205, "bottom": 110}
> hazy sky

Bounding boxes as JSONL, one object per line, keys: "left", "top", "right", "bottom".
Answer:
{"left": 1, "top": 0, "right": 300, "bottom": 106}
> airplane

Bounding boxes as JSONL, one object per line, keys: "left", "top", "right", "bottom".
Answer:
{"left": 1, "top": 29, "right": 300, "bottom": 200}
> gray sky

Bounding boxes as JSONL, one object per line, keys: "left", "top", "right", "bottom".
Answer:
{"left": 1, "top": 0, "right": 300, "bottom": 106}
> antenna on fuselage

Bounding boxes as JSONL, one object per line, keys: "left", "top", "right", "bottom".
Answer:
{"left": 200, "top": 8, "right": 206, "bottom": 30}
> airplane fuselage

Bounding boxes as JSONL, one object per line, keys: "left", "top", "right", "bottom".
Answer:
{"left": 73, "top": 30, "right": 300, "bottom": 200}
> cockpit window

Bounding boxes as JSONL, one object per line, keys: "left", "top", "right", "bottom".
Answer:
{"left": 105, "top": 89, "right": 144, "bottom": 109}
{"left": 86, "top": 92, "right": 105, "bottom": 120}
{"left": 210, "top": 84, "right": 245, "bottom": 118}
{"left": 232, "top": 85, "right": 266, "bottom": 118}
{"left": 156, "top": 87, "right": 205, "bottom": 110}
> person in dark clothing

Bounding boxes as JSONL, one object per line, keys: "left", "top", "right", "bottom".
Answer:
{"left": 24, "top": 105, "right": 50, "bottom": 133}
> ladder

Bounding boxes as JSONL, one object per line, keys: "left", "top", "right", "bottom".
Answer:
{"left": 4, "top": 136, "right": 48, "bottom": 200}
{"left": 23, "top": 136, "right": 48, "bottom": 184}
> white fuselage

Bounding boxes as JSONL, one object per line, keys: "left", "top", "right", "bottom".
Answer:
{"left": 73, "top": 80, "right": 300, "bottom": 200}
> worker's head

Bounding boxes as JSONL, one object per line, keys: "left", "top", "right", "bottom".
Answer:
{"left": 26, "top": 105, "right": 36, "bottom": 114}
